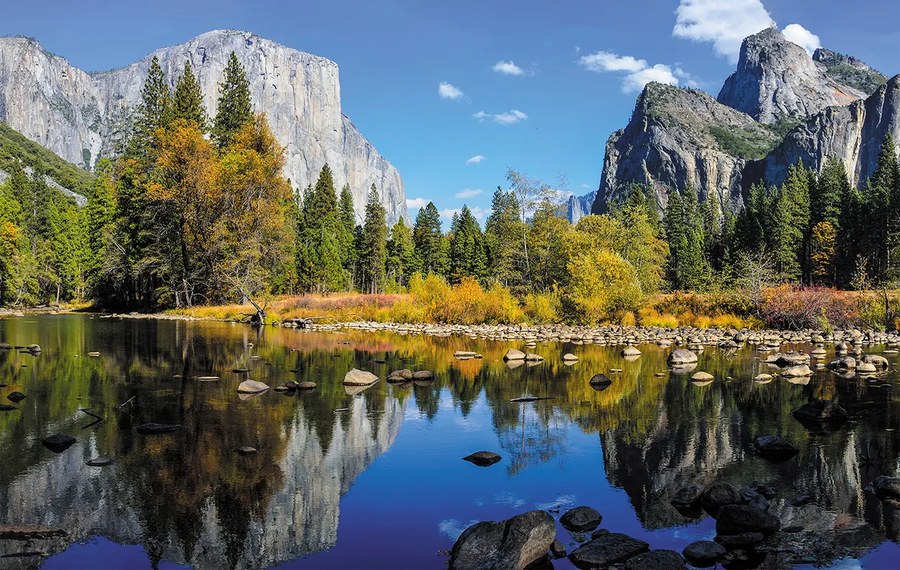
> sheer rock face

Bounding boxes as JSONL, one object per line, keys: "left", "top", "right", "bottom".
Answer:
{"left": 0, "top": 30, "right": 408, "bottom": 223}
{"left": 592, "top": 83, "right": 776, "bottom": 215}
{"left": 756, "top": 75, "right": 900, "bottom": 190}
{"left": 566, "top": 190, "right": 596, "bottom": 224}
{"left": 717, "top": 27, "right": 873, "bottom": 124}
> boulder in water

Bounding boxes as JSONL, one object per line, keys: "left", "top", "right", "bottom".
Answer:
{"left": 682, "top": 541, "right": 725, "bottom": 567}
{"left": 42, "top": 434, "right": 75, "bottom": 453}
{"left": 448, "top": 510, "right": 555, "bottom": 570}
{"left": 237, "top": 380, "right": 270, "bottom": 394}
{"left": 6, "top": 391, "right": 25, "bottom": 403}
{"left": 715, "top": 505, "right": 780, "bottom": 536}
{"left": 569, "top": 532, "right": 650, "bottom": 568}
{"left": 754, "top": 435, "right": 799, "bottom": 458}
{"left": 504, "top": 349, "right": 526, "bottom": 361}
{"left": 625, "top": 550, "right": 686, "bottom": 570}
{"left": 667, "top": 349, "right": 697, "bottom": 365}
{"left": 559, "top": 506, "right": 602, "bottom": 532}
{"left": 462, "top": 451, "right": 501, "bottom": 467}
{"left": 343, "top": 369, "right": 379, "bottom": 386}
{"left": 792, "top": 400, "right": 848, "bottom": 422}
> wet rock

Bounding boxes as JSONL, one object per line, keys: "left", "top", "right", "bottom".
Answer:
{"left": 235, "top": 446, "right": 258, "bottom": 456}
{"left": 504, "top": 349, "right": 526, "bottom": 361}
{"left": 589, "top": 374, "right": 612, "bottom": 386}
{"left": 85, "top": 457, "right": 114, "bottom": 467}
{"left": 856, "top": 361, "right": 878, "bottom": 373}
{"left": 691, "top": 372, "right": 714, "bottom": 382}
{"left": 625, "top": 550, "right": 686, "bottom": 570}
{"left": 667, "top": 349, "right": 697, "bottom": 366}
{"left": 714, "top": 532, "right": 764, "bottom": 549}
{"left": 716, "top": 505, "right": 780, "bottom": 536}
{"left": 766, "top": 351, "right": 809, "bottom": 366}
{"left": 828, "top": 356, "right": 856, "bottom": 370}
{"left": 6, "top": 391, "right": 25, "bottom": 403}
{"left": 682, "top": 541, "right": 726, "bottom": 567}
{"left": 550, "top": 539, "right": 567, "bottom": 559}
{"left": 754, "top": 373, "right": 773, "bottom": 383}
{"left": 525, "top": 353, "right": 544, "bottom": 362}
{"left": 449, "top": 510, "right": 555, "bottom": 570}
{"left": 590, "top": 528, "right": 610, "bottom": 539}
{"left": 781, "top": 364, "right": 813, "bottom": 377}
{"left": 563, "top": 353, "right": 579, "bottom": 362}
{"left": 296, "top": 381, "right": 317, "bottom": 390}
{"left": 871, "top": 476, "right": 900, "bottom": 502}
{"left": 671, "top": 484, "right": 704, "bottom": 507}
{"left": 621, "top": 346, "right": 641, "bottom": 357}
{"left": 462, "top": 451, "right": 501, "bottom": 467}
{"left": 560, "top": 506, "right": 602, "bottom": 532}
{"left": 861, "top": 354, "right": 889, "bottom": 369}
{"left": 0, "top": 342, "right": 10, "bottom": 349}
{"left": 754, "top": 435, "right": 799, "bottom": 458}
{"left": 792, "top": 400, "right": 848, "bottom": 422}
{"left": 454, "top": 351, "right": 478, "bottom": 359}
{"left": 342, "top": 369, "right": 379, "bottom": 386}
{"left": 42, "top": 434, "right": 75, "bottom": 453}
{"left": 740, "top": 488, "right": 770, "bottom": 511}
{"left": 569, "top": 533, "right": 650, "bottom": 569}
{"left": 237, "top": 380, "right": 270, "bottom": 393}
{"left": 137, "top": 423, "right": 187, "bottom": 435}
{"left": 388, "top": 369, "right": 414, "bottom": 382}
{"left": 413, "top": 370, "right": 434, "bottom": 380}
{"left": 789, "top": 494, "right": 813, "bottom": 507}
{"left": 26, "top": 344, "right": 41, "bottom": 353}
{"left": 0, "top": 404, "right": 17, "bottom": 411}
{"left": 700, "top": 482, "right": 742, "bottom": 513}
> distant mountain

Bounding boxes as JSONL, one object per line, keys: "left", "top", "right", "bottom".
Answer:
{"left": 566, "top": 190, "right": 596, "bottom": 224}
{"left": 592, "top": 27, "right": 896, "bottom": 215}
{"left": 0, "top": 31, "right": 408, "bottom": 223}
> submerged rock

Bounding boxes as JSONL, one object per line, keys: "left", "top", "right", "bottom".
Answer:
{"left": 716, "top": 505, "right": 780, "bottom": 536}
{"left": 682, "top": 541, "right": 725, "bottom": 567}
{"left": 792, "top": 400, "right": 849, "bottom": 422}
{"left": 754, "top": 435, "right": 799, "bottom": 458}
{"left": 42, "top": 434, "right": 75, "bottom": 453}
{"left": 569, "top": 533, "right": 649, "bottom": 569}
{"left": 462, "top": 451, "right": 501, "bottom": 467}
{"left": 449, "top": 510, "right": 555, "bottom": 570}
{"left": 137, "top": 423, "right": 187, "bottom": 435}
{"left": 560, "top": 506, "right": 602, "bottom": 532}
{"left": 671, "top": 485, "right": 704, "bottom": 508}
{"left": 624, "top": 550, "right": 686, "bottom": 570}
{"left": 700, "top": 482, "right": 742, "bottom": 513}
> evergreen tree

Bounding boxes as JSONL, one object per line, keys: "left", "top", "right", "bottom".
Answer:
{"left": 360, "top": 184, "right": 387, "bottom": 294}
{"left": 413, "top": 202, "right": 446, "bottom": 274}
{"left": 663, "top": 186, "right": 706, "bottom": 290}
{"left": 337, "top": 185, "right": 358, "bottom": 280}
{"left": 85, "top": 163, "right": 116, "bottom": 294}
{"left": 213, "top": 52, "right": 252, "bottom": 149}
{"left": 770, "top": 164, "right": 811, "bottom": 282}
{"left": 484, "top": 187, "right": 521, "bottom": 286}
{"left": 305, "top": 164, "right": 343, "bottom": 292}
{"left": 449, "top": 205, "right": 487, "bottom": 282}
{"left": 173, "top": 60, "right": 208, "bottom": 132}
{"left": 129, "top": 56, "right": 172, "bottom": 156}
{"left": 386, "top": 217, "right": 416, "bottom": 288}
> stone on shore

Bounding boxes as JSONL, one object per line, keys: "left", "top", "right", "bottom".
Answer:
{"left": 559, "top": 506, "right": 602, "bottom": 532}
{"left": 448, "top": 510, "right": 555, "bottom": 570}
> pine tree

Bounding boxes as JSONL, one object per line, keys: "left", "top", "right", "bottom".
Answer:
{"left": 85, "top": 164, "right": 116, "bottom": 294}
{"left": 360, "top": 184, "right": 387, "bottom": 293}
{"left": 449, "top": 205, "right": 487, "bottom": 282}
{"left": 305, "top": 164, "right": 343, "bottom": 292}
{"left": 770, "top": 164, "right": 811, "bottom": 281}
{"left": 386, "top": 217, "right": 416, "bottom": 288}
{"left": 484, "top": 187, "right": 521, "bottom": 286}
{"left": 663, "top": 186, "right": 706, "bottom": 291}
{"left": 337, "top": 185, "right": 357, "bottom": 280}
{"left": 173, "top": 60, "right": 208, "bottom": 132}
{"left": 129, "top": 56, "right": 172, "bottom": 156}
{"left": 213, "top": 52, "right": 252, "bottom": 149}
{"left": 413, "top": 202, "right": 445, "bottom": 274}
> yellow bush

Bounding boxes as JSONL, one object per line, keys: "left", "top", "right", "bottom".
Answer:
{"left": 566, "top": 249, "right": 643, "bottom": 324}
{"left": 620, "top": 312, "right": 637, "bottom": 327}
{"left": 711, "top": 314, "right": 746, "bottom": 329}
{"left": 523, "top": 291, "right": 561, "bottom": 324}
{"left": 638, "top": 308, "right": 679, "bottom": 328}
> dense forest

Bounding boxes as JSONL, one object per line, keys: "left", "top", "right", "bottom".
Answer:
{"left": 0, "top": 55, "right": 899, "bottom": 325}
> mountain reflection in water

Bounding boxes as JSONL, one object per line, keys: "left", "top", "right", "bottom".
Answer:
{"left": 0, "top": 314, "right": 898, "bottom": 569}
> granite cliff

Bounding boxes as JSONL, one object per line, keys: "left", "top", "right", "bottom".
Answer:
{"left": 0, "top": 30, "right": 408, "bottom": 223}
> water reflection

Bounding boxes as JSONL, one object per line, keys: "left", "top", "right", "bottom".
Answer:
{"left": 0, "top": 315, "right": 899, "bottom": 568}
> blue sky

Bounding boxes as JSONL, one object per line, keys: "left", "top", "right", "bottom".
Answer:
{"left": 2, "top": 0, "right": 898, "bottom": 224}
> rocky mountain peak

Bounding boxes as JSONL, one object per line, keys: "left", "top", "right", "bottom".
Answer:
{"left": 717, "top": 27, "right": 869, "bottom": 124}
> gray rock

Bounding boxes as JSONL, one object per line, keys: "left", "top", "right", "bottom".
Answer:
{"left": 781, "top": 364, "right": 813, "bottom": 377}
{"left": 236, "top": 446, "right": 258, "bottom": 456}
{"left": 739, "top": 488, "right": 770, "bottom": 511}
{"left": 296, "top": 381, "right": 317, "bottom": 390}
{"left": 85, "top": 457, "right": 114, "bottom": 467}
{"left": 237, "top": 380, "right": 270, "bottom": 394}
{"left": 504, "top": 349, "right": 526, "bottom": 361}
{"left": 682, "top": 541, "right": 726, "bottom": 567}
{"left": 589, "top": 374, "right": 612, "bottom": 386}
{"left": 667, "top": 349, "right": 698, "bottom": 366}
{"left": 462, "top": 451, "right": 501, "bottom": 467}
{"left": 792, "top": 400, "right": 849, "bottom": 422}
{"left": 0, "top": 31, "right": 408, "bottom": 225}
{"left": 624, "top": 550, "right": 686, "bottom": 570}
{"left": 388, "top": 369, "right": 413, "bottom": 382}
{"left": 568, "top": 533, "right": 649, "bottom": 569}
{"left": 412, "top": 370, "right": 434, "bottom": 380}
{"left": 714, "top": 532, "right": 765, "bottom": 549}
{"left": 342, "top": 369, "right": 379, "bottom": 386}
{"left": 550, "top": 539, "right": 566, "bottom": 559}
{"left": 559, "top": 506, "right": 602, "bottom": 532}
{"left": 448, "top": 510, "right": 555, "bottom": 570}
{"left": 715, "top": 505, "right": 780, "bottom": 536}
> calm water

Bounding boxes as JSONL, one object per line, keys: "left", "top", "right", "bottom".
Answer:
{"left": 1, "top": 314, "right": 899, "bottom": 569}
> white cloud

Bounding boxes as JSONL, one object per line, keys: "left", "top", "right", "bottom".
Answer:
{"left": 471, "top": 207, "right": 486, "bottom": 220}
{"left": 466, "top": 155, "right": 486, "bottom": 165}
{"left": 581, "top": 183, "right": 590, "bottom": 188}
{"left": 455, "top": 188, "right": 483, "bottom": 199}
{"left": 474, "top": 109, "right": 528, "bottom": 125}
{"left": 493, "top": 60, "right": 525, "bottom": 75}
{"left": 439, "top": 82, "right": 464, "bottom": 100}
{"left": 579, "top": 51, "right": 647, "bottom": 73}
{"left": 440, "top": 206, "right": 485, "bottom": 220}
{"left": 782, "top": 23, "right": 821, "bottom": 56}
{"left": 574, "top": 46, "right": 581, "bottom": 53}
{"left": 672, "top": 0, "right": 774, "bottom": 63}
{"left": 580, "top": 50, "right": 680, "bottom": 93}
{"left": 406, "top": 197, "right": 429, "bottom": 209}
{"left": 674, "top": 67, "right": 701, "bottom": 88}
{"left": 622, "top": 64, "right": 679, "bottom": 93}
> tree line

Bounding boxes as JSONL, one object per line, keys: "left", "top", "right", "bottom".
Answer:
{"left": 1, "top": 51, "right": 899, "bottom": 319}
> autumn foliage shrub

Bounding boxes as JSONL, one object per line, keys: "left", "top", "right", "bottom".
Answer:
{"left": 759, "top": 285, "right": 861, "bottom": 330}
